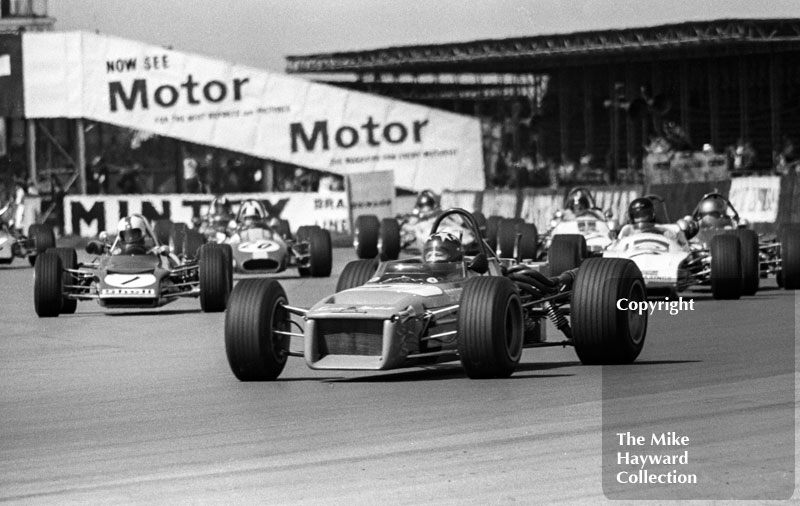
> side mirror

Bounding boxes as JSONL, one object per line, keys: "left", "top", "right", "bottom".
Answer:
{"left": 604, "top": 209, "right": 614, "bottom": 219}
{"left": 99, "top": 231, "right": 108, "bottom": 242}
{"left": 677, "top": 218, "right": 699, "bottom": 240}
{"left": 553, "top": 210, "right": 564, "bottom": 220}
{"left": 468, "top": 253, "right": 489, "bottom": 274}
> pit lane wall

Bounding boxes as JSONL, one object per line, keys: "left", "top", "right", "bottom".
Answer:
{"left": 63, "top": 192, "right": 349, "bottom": 237}
{"left": 435, "top": 175, "right": 793, "bottom": 235}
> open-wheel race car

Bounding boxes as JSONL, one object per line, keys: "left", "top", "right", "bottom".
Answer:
{"left": 223, "top": 199, "right": 332, "bottom": 276}
{"left": 0, "top": 202, "right": 56, "bottom": 266}
{"left": 33, "top": 214, "right": 232, "bottom": 317}
{"left": 225, "top": 208, "right": 649, "bottom": 381}
{"left": 681, "top": 192, "right": 799, "bottom": 295}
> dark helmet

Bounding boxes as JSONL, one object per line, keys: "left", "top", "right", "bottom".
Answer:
{"left": 414, "top": 190, "right": 440, "bottom": 218}
{"left": 697, "top": 195, "right": 727, "bottom": 220}
{"left": 628, "top": 197, "right": 656, "bottom": 225}
{"left": 566, "top": 190, "right": 591, "bottom": 213}
{"left": 117, "top": 215, "right": 147, "bottom": 245}
{"left": 423, "top": 231, "right": 463, "bottom": 264}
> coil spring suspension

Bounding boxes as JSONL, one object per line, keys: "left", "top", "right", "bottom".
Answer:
{"left": 544, "top": 301, "right": 572, "bottom": 339}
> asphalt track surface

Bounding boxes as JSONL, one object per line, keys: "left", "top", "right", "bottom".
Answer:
{"left": 1, "top": 246, "right": 798, "bottom": 505}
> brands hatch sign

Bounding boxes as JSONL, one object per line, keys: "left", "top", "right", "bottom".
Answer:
{"left": 22, "top": 31, "right": 484, "bottom": 193}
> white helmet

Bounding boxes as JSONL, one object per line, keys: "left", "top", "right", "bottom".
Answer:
{"left": 117, "top": 215, "right": 148, "bottom": 245}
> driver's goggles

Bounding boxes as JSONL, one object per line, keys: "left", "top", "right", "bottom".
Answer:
{"left": 700, "top": 211, "right": 723, "bottom": 219}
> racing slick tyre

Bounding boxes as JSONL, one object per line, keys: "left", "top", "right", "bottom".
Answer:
{"left": 710, "top": 234, "right": 743, "bottom": 300}
{"left": 198, "top": 244, "right": 230, "bottom": 312}
{"left": 728, "top": 229, "right": 759, "bottom": 295}
{"left": 457, "top": 276, "right": 523, "bottom": 379}
{"left": 153, "top": 219, "right": 173, "bottom": 246}
{"left": 168, "top": 222, "right": 189, "bottom": 256}
{"left": 354, "top": 215, "right": 380, "bottom": 259}
{"left": 53, "top": 247, "right": 78, "bottom": 314}
{"left": 225, "top": 279, "right": 291, "bottom": 381}
{"left": 548, "top": 234, "right": 586, "bottom": 277}
{"left": 336, "top": 259, "right": 379, "bottom": 292}
{"left": 33, "top": 249, "right": 62, "bottom": 317}
{"left": 497, "top": 218, "right": 525, "bottom": 259}
{"left": 203, "top": 242, "right": 234, "bottom": 291}
{"left": 300, "top": 226, "right": 332, "bottom": 278}
{"left": 379, "top": 218, "right": 401, "bottom": 260}
{"left": 781, "top": 225, "right": 800, "bottom": 289}
{"left": 28, "top": 223, "right": 56, "bottom": 266}
{"left": 518, "top": 223, "right": 539, "bottom": 260}
{"left": 571, "top": 258, "right": 647, "bottom": 364}
{"left": 485, "top": 215, "right": 503, "bottom": 253}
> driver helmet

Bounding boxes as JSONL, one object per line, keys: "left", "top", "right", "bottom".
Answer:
{"left": 423, "top": 231, "right": 463, "bottom": 264}
{"left": 117, "top": 215, "right": 148, "bottom": 248}
{"left": 239, "top": 201, "right": 265, "bottom": 228}
{"left": 627, "top": 197, "right": 657, "bottom": 226}
{"left": 697, "top": 195, "right": 728, "bottom": 228}
{"left": 414, "top": 190, "right": 440, "bottom": 219}
{"left": 566, "top": 190, "right": 591, "bottom": 213}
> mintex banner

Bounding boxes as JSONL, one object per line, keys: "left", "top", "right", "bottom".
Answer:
{"left": 22, "top": 31, "right": 485, "bottom": 193}
{"left": 63, "top": 192, "right": 349, "bottom": 237}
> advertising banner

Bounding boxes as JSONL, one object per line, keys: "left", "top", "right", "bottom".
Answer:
{"left": 22, "top": 31, "right": 484, "bottom": 194}
{"left": 728, "top": 176, "right": 781, "bottom": 223}
{"left": 346, "top": 170, "right": 394, "bottom": 221}
{"left": 63, "top": 192, "right": 349, "bottom": 237}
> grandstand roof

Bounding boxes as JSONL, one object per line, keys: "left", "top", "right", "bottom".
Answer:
{"left": 285, "top": 18, "right": 800, "bottom": 75}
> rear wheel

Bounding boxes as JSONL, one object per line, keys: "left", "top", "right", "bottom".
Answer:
{"left": 710, "top": 234, "right": 742, "bottom": 299}
{"left": 34, "top": 249, "right": 62, "bottom": 317}
{"left": 457, "top": 276, "right": 523, "bottom": 379}
{"left": 225, "top": 279, "right": 291, "bottom": 381}
{"left": 53, "top": 247, "right": 78, "bottom": 314}
{"left": 728, "top": 229, "right": 759, "bottom": 295}
{"left": 28, "top": 223, "right": 55, "bottom": 266}
{"left": 379, "top": 218, "right": 401, "bottom": 260}
{"left": 336, "top": 259, "right": 379, "bottom": 292}
{"left": 781, "top": 225, "right": 800, "bottom": 290}
{"left": 548, "top": 234, "right": 586, "bottom": 276}
{"left": 571, "top": 258, "right": 647, "bottom": 364}
{"left": 517, "top": 223, "right": 539, "bottom": 260}
{"left": 199, "top": 244, "right": 230, "bottom": 312}
{"left": 354, "top": 215, "right": 380, "bottom": 259}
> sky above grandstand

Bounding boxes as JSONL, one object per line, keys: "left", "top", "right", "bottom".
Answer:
{"left": 50, "top": 0, "right": 800, "bottom": 74}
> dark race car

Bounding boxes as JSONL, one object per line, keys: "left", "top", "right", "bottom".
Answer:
{"left": 225, "top": 208, "right": 649, "bottom": 381}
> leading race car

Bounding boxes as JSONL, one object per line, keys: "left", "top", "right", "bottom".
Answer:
{"left": 32, "top": 214, "right": 231, "bottom": 317}
{"left": 225, "top": 208, "right": 648, "bottom": 381}
{"left": 0, "top": 202, "right": 56, "bottom": 266}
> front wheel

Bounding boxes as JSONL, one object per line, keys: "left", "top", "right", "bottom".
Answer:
{"left": 379, "top": 218, "right": 401, "bottom": 260}
{"left": 457, "top": 276, "right": 523, "bottom": 379}
{"left": 728, "top": 229, "right": 759, "bottom": 295}
{"left": 336, "top": 259, "right": 379, "bottom": 292}
{"left": 300, "top": 226, "right": 332, "bottom": 277}
{"left": 571, "top": 258, "right": 647, "bottom": 364}
{"left": 34, "top": 249, "right": 62, "bottom": 317}
{"left": 709, "top": 234, "right": 742, "bottom": 299}
{"left": 225, "top": 279, "right": 291, "bottom": 381}
{"left": 54, "top": 247, "right": 78, "bottom": 314}
{"left": 28, "top": 223, "right": 56, "bottom": 266}
{"left": 781, "top": 225, "right": 800, "bottom": 290}
{"left": 199, "top": 244, "right": 230, "bottom": 312}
